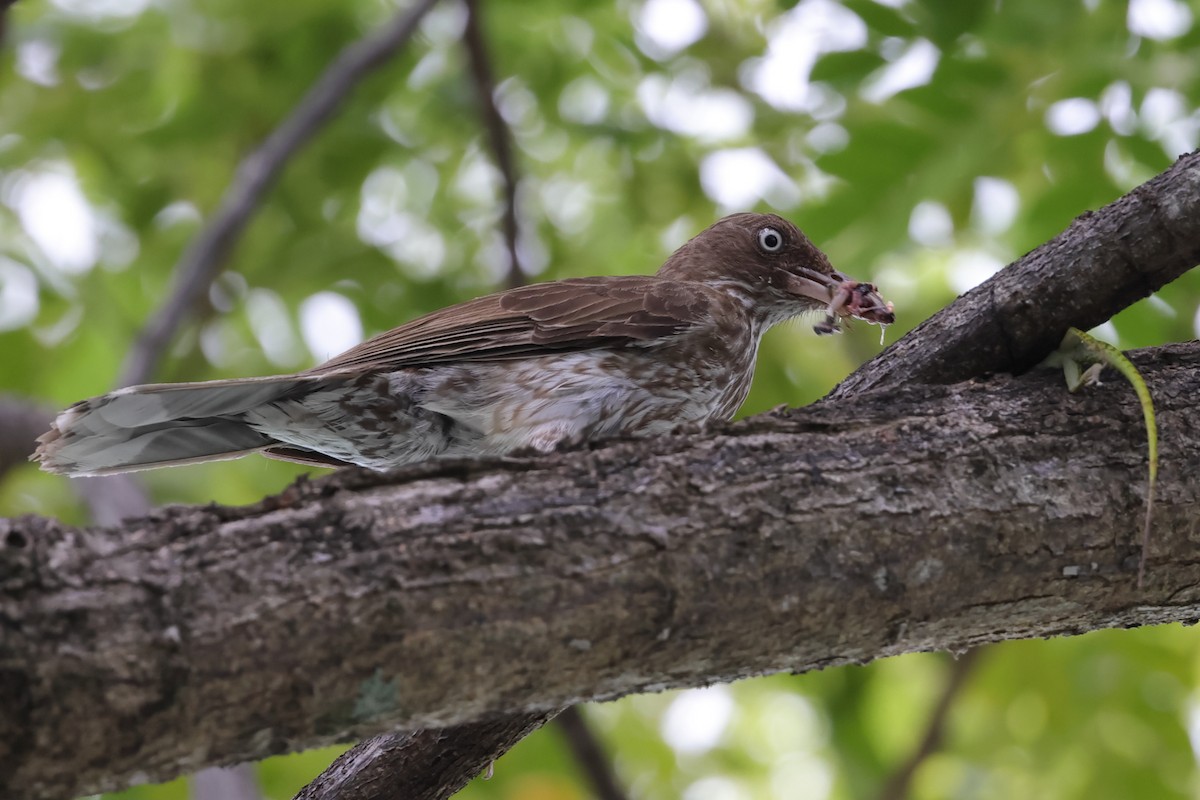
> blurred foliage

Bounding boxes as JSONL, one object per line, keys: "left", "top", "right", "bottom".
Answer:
{"left": 2, "top": 0, "right": 1200, "bottom": 798}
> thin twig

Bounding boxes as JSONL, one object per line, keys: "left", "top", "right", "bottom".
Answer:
{"left": 554, "top": 706, "right": 629, "bottom": 800}
{"left": 877, "top": 649, "right": 983, "bottom": 800}
{"left": 462, "top": 0, "right": 523, "bottom": 289}
{"left": 118, "top": 0, "right": 440, "bottom": 388}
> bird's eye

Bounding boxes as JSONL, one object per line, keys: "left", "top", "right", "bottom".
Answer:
{"left": 757, "top": 227, "right": 784, "bottom": 253}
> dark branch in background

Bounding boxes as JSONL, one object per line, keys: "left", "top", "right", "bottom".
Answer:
{"left": 463, "top": 0, "right": 524, "bottom": 289}
{"left": 117, "top": 0, "right": 440, "bottom": 388}
{"left": 831, "top": 149, "right": 1200, "bottom": 399}
{"left": 451, "top": 8, "right": 634, "bottom": 795}
{"left": 295, "top": 710, "right": 559, "bottom": 800}
{"left": 0, "top": 0, "right": 18, "bottom": 44}
{"left": 554, "top": 707, "right": 629, "bottom": 800}
{"left": 877, "top": 650, "right": 982, "bottom": 800}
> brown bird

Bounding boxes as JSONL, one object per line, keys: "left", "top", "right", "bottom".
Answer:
{"left": 33, "top": 213, "right": 894, "bottom": 476}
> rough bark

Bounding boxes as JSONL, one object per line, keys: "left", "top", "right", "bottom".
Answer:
{"left": 3, "top": 342, "right": 1199, "bottom": 800}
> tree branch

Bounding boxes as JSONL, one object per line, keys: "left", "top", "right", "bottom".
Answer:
{"left": 831, "top": 149, "right": 1200, "bottom": 399}
{"left": 0, "top": 0, "right": 16, "bottom": 43}
{"left": 462, "top": 0, "right": 523, "bottom": 289}
{"left": 554, "top": 707, "right": 629, "bottom": 800}
{"left": 877, "top": 650, "right": 982, "bottom": 800}
{"left": 4, "top": 341, "right": 1200, "bottom": 800}
{"left": 117, "top": 0, "right": 439, "bottom": 388}
{"left": 293, "top": 710, "right": 560, "bottom": 800}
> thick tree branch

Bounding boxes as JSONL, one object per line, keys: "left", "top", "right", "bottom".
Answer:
{"left": 4, "top": 342, "right": 1200, "bottom": 800}
{"left": 118, "top": 0, "right": 439, "bottom": 388}
{"left": 831, "top": 149, "right": 1200, "bottom": 399}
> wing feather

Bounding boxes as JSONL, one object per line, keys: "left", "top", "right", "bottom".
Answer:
{"left": 309, "top": 276, "right": 718, "bottom": 374}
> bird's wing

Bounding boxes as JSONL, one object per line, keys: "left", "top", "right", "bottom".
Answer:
{"left": 308, "top": 276, "right": 721, "bottom": 373}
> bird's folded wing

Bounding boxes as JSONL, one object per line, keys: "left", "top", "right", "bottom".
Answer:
{"left": 308, "top": 276, "right": 720, "bottom": 373}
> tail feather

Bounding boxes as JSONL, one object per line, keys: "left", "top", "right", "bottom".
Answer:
{"left": 33, "top": 375, "right": 328, "bottom": 476}
{"left": 87, "top": 376, "right": 314, "bottom": 427}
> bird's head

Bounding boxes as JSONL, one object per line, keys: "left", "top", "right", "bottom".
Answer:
{"left": 657, "top": 212, "right": 895, "bottom": 334}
